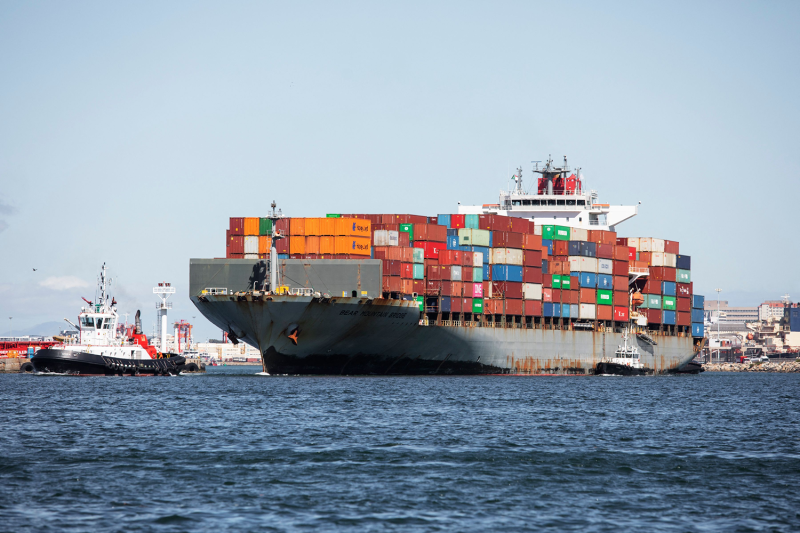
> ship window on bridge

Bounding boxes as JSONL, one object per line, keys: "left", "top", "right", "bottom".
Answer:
{"left": 557, "top": 199, "right": 566, "bottom": 205}
{"left": 104, "top": 320, "right": 111, "bottom": 329}
{"left": 532, "top": 200, "right": 541, "bottom": 205}
{"left": 567, "top": 199, "right": 576, "bottom": 205}
{"left": 522, "top": 200, "right": 531, "bottom": 206}
{"left": 577, "top": 200, "right": 585, "bottom": 205}
{"left": 96, "top": 318, "right": 104, "bottom": 329}
{"left": 81, "top": 316, "right": 95, "bottom": 329}
{"left": 512, "top": 200, "right": 521, "bottom": 206}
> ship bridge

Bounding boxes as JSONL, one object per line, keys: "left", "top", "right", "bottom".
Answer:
{"left": 458, "top": 156, "right": 637, "bottom": 231}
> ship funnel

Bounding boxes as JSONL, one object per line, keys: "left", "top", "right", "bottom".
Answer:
{"left": 134, "top": 310, "right": 142, "bottom": 335}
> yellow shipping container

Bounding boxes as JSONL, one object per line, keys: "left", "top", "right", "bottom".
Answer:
{"left": 334, "top": 236, "right": 371, "bottom": 255}
{"left": 335, "top": 218, "right": 371, "bottom": 237}
{"left": 244, "top": 217, "right": 260, "bottom": 236}
{"left": 289, "top": 218, "right": 306, "bottom": 236}
{"left": 320, "top": 236, "right": 335, "bottom": 254}
{"left": 304, "top": 218, "right": 321, "bottom": 236}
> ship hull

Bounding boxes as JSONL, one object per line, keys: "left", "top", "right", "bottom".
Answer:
{"left": 31, "top": 348, "right": 185, "bottom": 376}
{"left": 192, "top": 294, "right": 700, "bottom": 375}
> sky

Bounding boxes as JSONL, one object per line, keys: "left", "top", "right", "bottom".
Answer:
{"left": 1, "top": 1, "right": 798, "bottom": 341}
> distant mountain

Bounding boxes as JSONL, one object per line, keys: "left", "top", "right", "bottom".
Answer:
{"left": 19, "top": 321, "right": 74, "bottom": 336}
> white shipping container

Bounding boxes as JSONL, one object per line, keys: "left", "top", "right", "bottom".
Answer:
{"left": 244, "top": 253, "right": 258, "bottom": 259}
{"left": 373, "top": 230, "right": 387, "bottom": 246}
{"left": 533, "top": 225, "right": 542, "bottom": 236}
{"left": 639, "top": 237, "right": 652, "bottom": 252}
{"left": 569, "top": 256, "right": 582, "bottom": 272}
{"left": 628, "top": 237, "right": 640, "bottom": 251}
{"left": 651, "top": 252, "right": 665, "bottom": 266}
{"left": 490, "top": 248, "right": 505, "bottom": 264}
{"left": 523, "top": 283, "right": 542, "bottom": 300}
{"left": 244, "top": 236, "right": 259, "bottom": 254}
{"left": 597, "top": 258, "right": 613, "bottom": 274}
{"left": 505, "top": 248, "right": 523, "bottom": 266}
{"left": 652, "top": 238, "right": 665, "bottom": 253}
{"left": 387, "top": 230, "right": 399, "bottom": 246}
{"left": 451, "top": 266, "right": 462, "bottom": 281}
{"left": 571, "top": 228, "right": 588, "bottom": 242}
{"left": 664, "top": 253, "right": 677, "bottom": 267}
{"left": 579, "top": 256, "right": 598, "bottom": 273}
{"left": 579, "top": 303, "right": 596, "bottom": 320}
{"left": 472, "top": 252, "right": 483, "bottom": 267}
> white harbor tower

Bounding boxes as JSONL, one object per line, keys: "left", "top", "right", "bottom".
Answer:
{"left": 153, "top": 282, "right": 175, "bottom": 352}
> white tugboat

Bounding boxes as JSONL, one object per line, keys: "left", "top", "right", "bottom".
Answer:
{"left": 31, "top": 264, "right": 187, "bottom": 376}
{"left": 596, "top": 328, "right": 650, "bottom": 376}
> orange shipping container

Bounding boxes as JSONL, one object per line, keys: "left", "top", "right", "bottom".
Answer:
{"left": 244, "top": 217, "right": 260, "bottom": 236}
{"left": 289, "top": 218, "right": 306, "bottom": 236}
{"left": 335, "top": 218, "right": 371, "bottom": 237}
{"left": 305, "top": 236, "right": 320, "bottom": 254}
{"left": 289, "top": 236, "right": 306, "bottom": 255}
{"left": 319, "top": 218, "right": 337, "bottom": 236}
{"left": 334, "top": 236, "right": 371, "bottom": 255}
{"left": 258, "top": 236, "right": 272, "bottom": 254}
{"left": 305, "top": 218, "right": 321, "bottom": 236}
{"left": 320, "top": 236, "right": 335, "bottom": 254}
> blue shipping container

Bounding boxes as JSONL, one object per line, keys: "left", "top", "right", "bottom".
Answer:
{"left": 492, "top": 265, "right": 523, "bottom": 282}
{"left": 790, "top": 308, "right": 800, "bottom": 332}
{"left": 598, "top": 274, "right": 612, "bottom": 289}
{"left": 543, "top": 302, "right": 554, "bottom": 317}
{"left": 692, "top": 294, "right": 704, "bottom": 309}
{"left": 542, "top": 259, "right": 549, "bottom": 275}
{"left": 691, "top": 323, "right": 704, "bottom": 337}
{"left": 561, "top": 303, "right": 570, "bottom": 318}
{"left": 471, "top": 246, "right": 490, "bottom": 261}
{"left": 441, "top": 296, "right": 452, "bottom": 313}
{"left": 570, "top": 304, "right": 579, "bottom": 318}
{"left": 446, "top": 228, "right": 458, "bottom": 237}
{"left": 438, "top": 214, "right": 451, "bottom": 227}
{"left": 447, "top": 236, "right": 459, "bottom": 250}
{"left": 465, "top": 214, "right": 479, "bottom": 229}
{"left": 661, "top": 281, "right": 676, "bottom": 296}
{"left": 580, "top": 241, "right": 597, "bottom": 257}
{"left": 691, "top": 309, "right": 704, "bottom": 323}
{"left": 277, "top": 253, "right": 289, "bottom": 259}
{"left": 676, "top": 254, "right": 691, "bottom": 270}
{"left": 662, "top": 310, "right": 676, "bottom": 325}
{"left": 483, "top": 264, "right": 491, "bottom": 280}
{"left": 580, "top": 272, "right": 597, "bottom": 288}
{"left": 568, "top": 241, "right": 581, "bottom": 256}
{"left": 542, "top": 239, "right": 553, "bottom": 256}
{"left": 553, "top": 303, "right": 561, "bottom": 317}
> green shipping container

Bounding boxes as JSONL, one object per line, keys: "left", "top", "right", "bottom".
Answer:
{"left": 645, "top": 294, "right": 662, "bottom": 309}
{"left": 677, "top": 269, "right": 691, "bottom": 283}
{"left": 258, "top": 218, "right": 272, "bottom": 235}
{"left": 542, "top": 225, "right": 555, "bottom": 240}
{"left": 458, "top": 228, "right": 491, "bottom": 247}
{"left": 597, "top": 289, "right": 613, "bottom": 305}
{"left": 472, "top": 298, "right": 484, "bottom": 314}
{"left": 412, "top": 248, "right": 425, "bottom": 264}
{"left": 662, "top": 296, "right": 677, "bottom": 310}
{"left": 554, "top": 225, "right": 571, "bottom": 241}
{"left": 413, "top": 263, "right": 425, "bottom": 280}
{"left": 415, "top": 295, "right": 424, "bottom": 311}
{"left": 561, "top": 275, "right": 571, "bottom": 290}
{"left": 465, "top": 214, "right": 480, "bottom": 229}
{"left": 326, "top": 214, "right": 341, "bottom": 218}
{"left": 472, "top": 267, "right": 483, "bottom": 282}
{"left": 552, "top": 275, "right": 562, "bottom": 289}
{"left": 400, "top": 223, "right": 414, "bottom": 241}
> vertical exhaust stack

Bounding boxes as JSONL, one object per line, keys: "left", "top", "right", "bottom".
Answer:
{"left": 153, "top": 282, "right": 175, "bottom": 353}
{"left": 267, "top": 201, "right": 285, "bottom": 294}
{"left": 134, "top": 310, "right": 142, "bottom": 335}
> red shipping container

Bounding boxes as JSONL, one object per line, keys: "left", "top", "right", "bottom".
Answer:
{"left": 628, "top": 247, "right": 636, "bottom": 261}
{"left": 484, "top": 299, "right": 500, "bottom": 314}
{"left": 614, "top": 307, "right": 629, "bottom": 321}
{"left": 597, "top": 243, "right": 614, "bottom": 259}
{"left": 505, "top": 299, "right": 523, "bottom": 315}
{"left": 522, "top": 234, "right": 542, "bottom": 250}
{"left": 522, "top": 250, "right": 539, "bottom": 267}
{"left": 442, "top": 281, "right": 464, "bottom": 297}
{"left": 438, "top": 249, "right": 462, "bottom": 266}
{"left": 428, "top": 265, "right": 442, "bottom": 280}
{"left": 580, "top": 288, "right": 595, "bottom": 303}
{"left": 424, "top": 280, "right": 442, "bottom": 295}
{"left": 613, "top": 245, "right": 629, "bottom": 261}
{"left": 229, "top": 217, "right": 244, "bottom": 235}
{"left": 229, "top": 235, "right": 244, "bottom": 254}
{"left": 491, "top": 281, "right": 523, "bottom": 299}
{"left": 274, "top": 236, "right": 288, "bottom": 254}
{"left": 414, "top": 224, "right": 447, "bottom": 242}
{"left": 275, "top": 218, "right": 290, "bottom": 235}
{"left": 493, "top": 231, "right": 523, "bottom": 249}
{"left": 602, "top": 231, "right": 617, "bottom": 245}
{"left": 568, "top": 290, "right": 580, "bottom": 305}
{"left": 543, "top": 275, "right": 552, "bottom": 289}
{"left": 542, "top": 288, "right": 553, "bottom": 302}
{"left": 523, "top": 267, "right": 543, "bottom": 284}
{"left": 613, "top": 260, "right": 629, "bottom": 276}
{"left": 451, "top": 297, "right": 463, "bottom": 313}
{"left": 400, "top": 263, "right": 413, "bottom": 279}
{"left": 676, "top": 311, "right": 691, "bottom": 326}
{"left": 551, "top": 288, "right": 562, "bottom": 301}
{"left": 664, "top": 240, "right": 680, "bottom": 254}
{"left": 677, "top": 297, "right": 691, "bottom": 312}
{"left": 401, "top": 279, "right": 414, "bottom": 294}
{"left": 645, "top": 309, "right": 662, "bottom": 324}
{"left": 553, "top": 240, "right": 568, "bottom": 256}
{"left": 463, "top": 266, "right": 473, "bottom": 280}
{"left": 524, "top": 300, "right": 542, "bottom": 316}
{"left": 598, "top": 305, "right": 613, "bottom": 321}
{"left": 483, "top": 281, "right": 490, "bottom": 295}
{"left": 413, "top": 280, "right": 425, "bottom": 294}
{"left": 677, "top": 282, "right": 692, "bottom": 297}
{"left": 383, "top": 276, "right": 401, "bottom": 292}
{"left": 399, "top": 232, "right": 410, "bottom": 247}
{"left": 402, "top": 247, "right": 414, "bottom": 263}
{"left": 414, "top": 241, "right": 443, "bottom": 259}
{"left": 229, "top": 253, "right": 244, "bottom": 258}
{"left": 613, "top": 275, "right": 628, "bottom": 292}
{"left": 381, "top": 214, "right": 399, "bottom": 224}
{"left": 383, "top": 260, "right": 401, "bottom": 276}
{"left": 613, "top": 291, "right": 628, "bottom": 306}
{"left": 650, "top": 266, "right": 676, "bottom": 282}
{"left": 639, "top": 251, "right": 651, "bottom": 265}
{"left": 642, "top": 279, "right": 661, "bottom": 294}
{"left": 509, "top": 217, "right": 528, "bottom": 234}
{"left": 450, "top": 214, "right": 465, "bottom": 228}
{"left": 616, "top": 237, "right": 628, "bottom": 246}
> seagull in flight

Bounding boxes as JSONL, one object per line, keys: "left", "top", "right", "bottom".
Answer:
{"left": 32, "top": 268, "right": 37, "bottom": 271}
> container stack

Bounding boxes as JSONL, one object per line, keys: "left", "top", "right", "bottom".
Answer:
{"left": 223, "top": 213, "right": 703, "bottom": 338}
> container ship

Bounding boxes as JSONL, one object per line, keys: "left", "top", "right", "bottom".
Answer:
{"left": 190, "top": 157, "right": 706, "bottom": 375}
